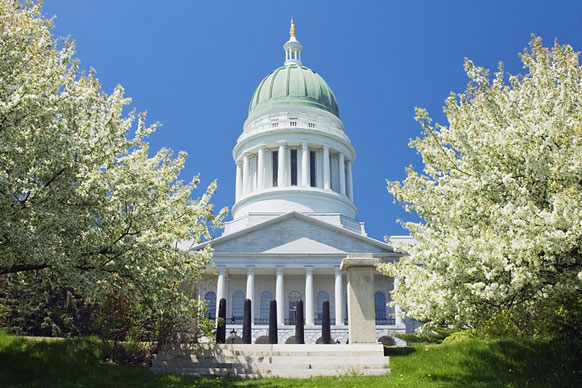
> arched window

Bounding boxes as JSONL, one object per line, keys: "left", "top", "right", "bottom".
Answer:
{"left": 204, "top": 291, "right": 216, "bottom": 320}
{"left": 374, "top": 292, "right": 387, "bottom": 321}
{"left": 316, "top": 291, "right": 329, "bottom": 323}
{"left": 232, "top": 291, "right": 245, "bottom": 324}
{"left": 260, "top": 291, "right": 273, "bottom": 323}
{"left": 288, "top": 291, "right": 301, "bottom": 324}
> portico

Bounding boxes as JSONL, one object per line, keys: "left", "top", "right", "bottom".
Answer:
{"left": 214, "top": 264, "right": 349, "bottom": 326}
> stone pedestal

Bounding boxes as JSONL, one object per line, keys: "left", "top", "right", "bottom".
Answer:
{"left": 340, "top": 254, "right": 378, "bottom": 344}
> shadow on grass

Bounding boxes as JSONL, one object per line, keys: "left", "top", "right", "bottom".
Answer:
{"left": 0, "top": 335, "right": 285, "bottom": 388}
{"left": 384, "top": 346, "right": 415, "bottom": 357}
{"left": 428, "top": 338, "right": 582, "bottom": 388}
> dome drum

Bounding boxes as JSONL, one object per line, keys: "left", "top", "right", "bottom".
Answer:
{"left": 232, "top": 188, "right": 357, "bottom": 220}
{"left": 233, "top": 129, "right": 355, "bottom": 166}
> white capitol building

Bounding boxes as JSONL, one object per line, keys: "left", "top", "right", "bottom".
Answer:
{"left": 196, "top": 22, "right": 417, "bottom": 344}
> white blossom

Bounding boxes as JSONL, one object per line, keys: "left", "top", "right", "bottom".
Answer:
{"left": 380, "top": 37, "right": 582, "bottom": 328}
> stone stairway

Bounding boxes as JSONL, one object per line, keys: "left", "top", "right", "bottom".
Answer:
{"left": 151, "top": 343, "right": 390, "bottom": 378}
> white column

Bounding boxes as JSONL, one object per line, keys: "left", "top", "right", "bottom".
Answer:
{"left": 277, "top": 143, "right": 285, "bottom": 187}
{"left": 246, "top": 267, "right": 255, "bottom": 322}
{"left": 216, "top": 267, "right": 226, "bottom": 319}
{"left": 323, "top": 146, "right": 330, "bottom": 190}
{"left": 235, "top": 162, "right": 242, "bottom": 201}
{"left": 305, "top": 268, "right": 314, "bottom": 326}
{"left": 242, "top": 153, "right": 250, "bottom": 195}
{"left": 394, "top": 277, "right": 403, "bottom": 326}
{"left": 339, "top": 153, "right": 346, "bottom": 196}
{"left": 257, "top": 147, "right": 265, "bottom": 190}
{"left": 276, "top": 267, "right": 285, "bottom": 325}
{"left": 301, "top": 142, "right": 309, "bottom": 186}
{"left": 334, "top": 267, "right": 344, "bottom": 326}
{"left": 347, "top": 162, "right": 354, "bottom": 201}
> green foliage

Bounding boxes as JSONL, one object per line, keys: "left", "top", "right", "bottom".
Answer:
{"left": 470, "top": 294, "right": 582, "bottom": 339}
{"left": 0, "top": 272, "right": 91, "bottom": 337}
{"left": 394, "top": 327, "right": 454, "bottom": 344}
{"left": 441, "top": 329, "right": 478, "bottom": 345}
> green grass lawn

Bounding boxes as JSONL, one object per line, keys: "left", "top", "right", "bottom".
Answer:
{"left": 0, "top": 331, "right": 580, "bottom": 388}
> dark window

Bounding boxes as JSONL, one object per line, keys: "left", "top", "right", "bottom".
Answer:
{"left": 291, "top": 149, "right": 298, "bottom": 186}
{"left": 260, "top": 291, "right": 273, "bottom": 321}
{"left": 272, "top": 151, "right": 278, "bottom": 187}
{"left": 204, "top": 291, "right": 216, "bottom": 320}
{"left": 374, "top": 292, "right": 387, "bottom": 321}
{"left": 232, "top": 291, "right": 245, "bottom": 323}
{"left": 310, "top": 151, "right": 316, "bottom": 187}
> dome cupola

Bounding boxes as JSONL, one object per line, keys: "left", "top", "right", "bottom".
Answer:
{"left": 248, "top": 19, "right": 339, "bottom": 118}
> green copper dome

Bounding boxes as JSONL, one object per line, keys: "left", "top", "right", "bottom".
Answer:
{"left": 248, "top": 64, "right": 339, "bottom": 117}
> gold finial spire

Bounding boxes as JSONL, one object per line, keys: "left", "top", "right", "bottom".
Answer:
{"left": 290, "top": 18, "right": 295, "bottom": 38}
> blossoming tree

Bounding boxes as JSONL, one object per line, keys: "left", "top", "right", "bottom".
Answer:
{"left": 381, "top": 37, "right": 582, "bottom": 333}
{"left": 0, "top": 1, "right": 226, "bottom": 339}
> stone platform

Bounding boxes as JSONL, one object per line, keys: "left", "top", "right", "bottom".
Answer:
{"left": 151, "top": 343, "right": 390, "bottom": 378}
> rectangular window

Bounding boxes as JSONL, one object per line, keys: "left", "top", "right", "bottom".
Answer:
{"left": 290, "top": 121, "right": 297, "bottom": 127}
{"left": 308, "top": 122, "right": 315, "bottom": 128}
{"left": 272, "top": 151, "right": 278, "bottom": 187}
{"left": 290, "top": 149, "right": 298, "bottom": 186}
{"left": 271, "top": 122, "right": 279, "bottom": 128}
{"left": 310, "top": 151, "right": 316, "bottom": 187}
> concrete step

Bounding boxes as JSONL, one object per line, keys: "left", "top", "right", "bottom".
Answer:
{"left": 151, "top": 343, "right": 391, "bottom": 379}
{"left": 153, "top": 366, "right": 390, "bottom": 378}
{"left": 156, "top": 348, "right": 384, "bottom": 359}
{"left": 153, "top": 353, "right": 386, "bottom": 363}
{"left": 152, "top": 359, "right": 389, "bottom": 370}
{"left": 150, "top": 366, "right": 262, "bottom": 379}
{"left": 160, "top": 343, "right": 384, "bottom": 353}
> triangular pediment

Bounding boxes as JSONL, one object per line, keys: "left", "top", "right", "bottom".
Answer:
{"left": 199, "top": 212, "right": 393, "bottom": 255}
{"left": 263, "top": 236, "right": 346, "bottom": 254}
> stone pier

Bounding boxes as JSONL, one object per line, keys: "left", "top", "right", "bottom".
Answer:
{"left": 341, "top": 254, "right": 378, "bottom": 344}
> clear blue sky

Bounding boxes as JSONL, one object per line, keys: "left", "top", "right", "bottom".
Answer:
{"left": 42, "top": 0, "right": 582, "bottom": 240}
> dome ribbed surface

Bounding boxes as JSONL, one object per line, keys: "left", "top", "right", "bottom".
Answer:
{"left": 249, "top": 64, "right": 339, "bottom": 117}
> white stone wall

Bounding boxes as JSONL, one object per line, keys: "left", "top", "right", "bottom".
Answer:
{"left": 223, "top": 325, "right": 407, "bottom": 345}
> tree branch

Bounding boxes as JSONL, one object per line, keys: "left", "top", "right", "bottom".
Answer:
{"left": 0, "top": 263, "right": 50, "bottom": 275}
